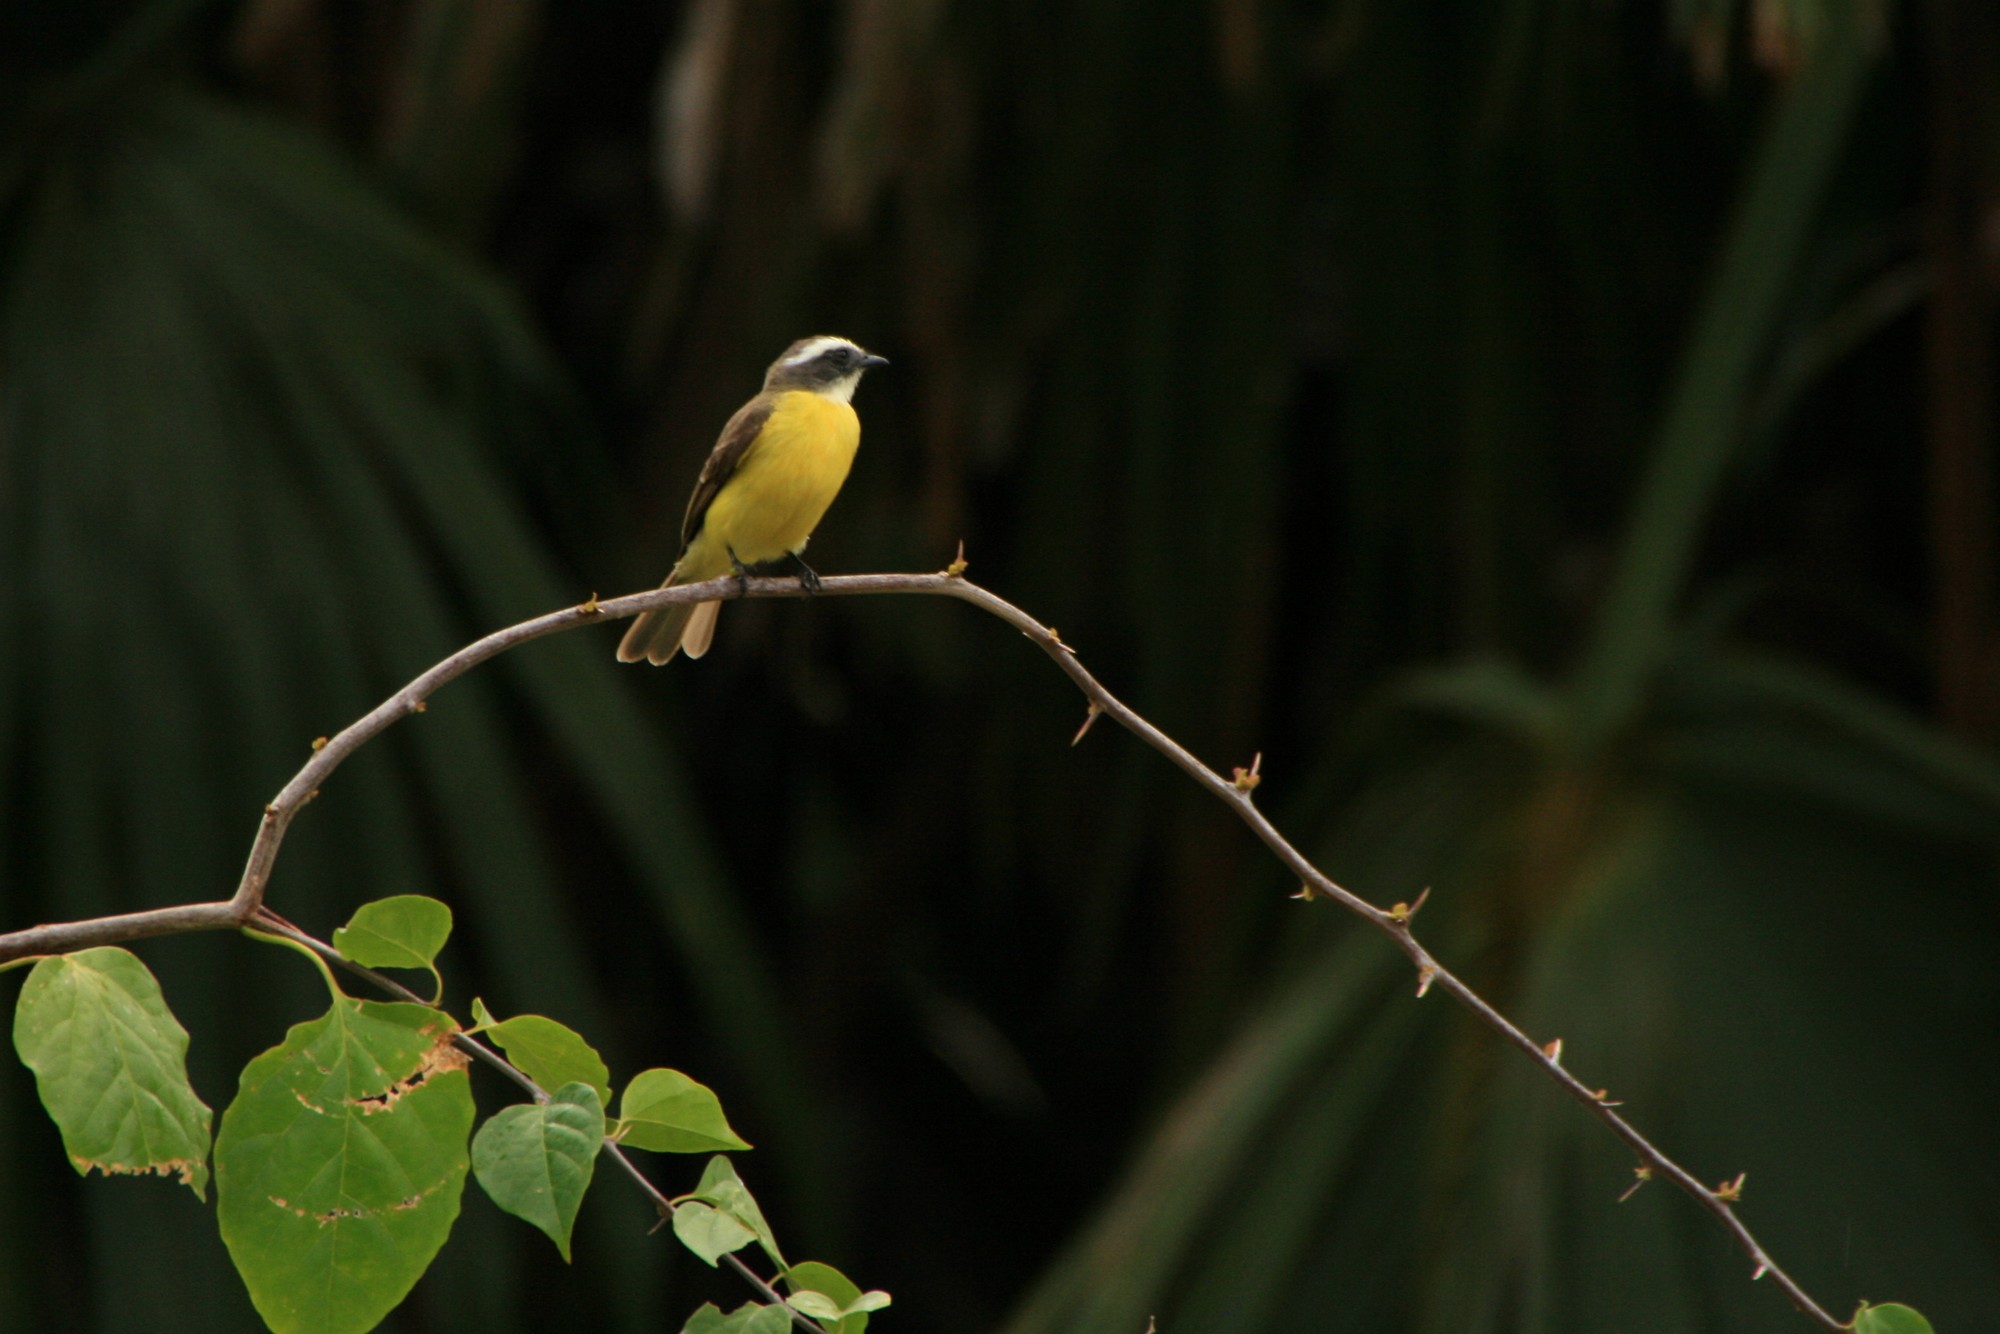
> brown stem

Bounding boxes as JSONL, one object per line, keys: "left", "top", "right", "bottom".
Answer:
{"left": 0, "top": 570, "right": 1848, "bottom": 1328}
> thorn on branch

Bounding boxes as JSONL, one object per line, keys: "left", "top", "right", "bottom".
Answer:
{"left": 1071, "top": 702, "right": 1103, "bottom": 746}
{"left": 1750, "top": 1259, "right": 1769, "bottom": 1281}
{"left": 1591, "top": 1087, "right": 1622, "bottom": 1106}
{"left": 1231, "top": 752, "right": 1263, "bottom": 795}
{"left": 1388, "top": 886, "right": 1431, "bottom": 923}
{"left": 263, "top": 803, "right": 280, "bottom": 819}
{"left": 649, "top": 1202, "right": 674, "bottom": 1235}
{"left": 1291, "top": 882, "right": 1319, "bottom": 902}
{"left": 1415, "top": 965, "right": 1437, "bottom": 998}
{"left": 310, "top": 736, "right": 328, "bottom": 752}
{"left": 1542, "top": 1037, "right": 1564, "bottom": 1065}
{"left": 945, "top": 541, "right": 969, "bottom": 577}
{"left": 1713, "top": 1172, "right": 1746, "bottom": 1203}
{"left": 408, "top": 699, "right": 428, "bottom": 715}
{"left": 578, "top": 592, "right": 602, "bottom": 615}
{"left": 1617, "top": 1166, "right": 1652, "bottom": 1203}
{"left": 1045, "top": 625, "right": 1075, "bottom": 654}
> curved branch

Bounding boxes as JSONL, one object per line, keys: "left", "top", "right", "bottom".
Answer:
{"left": 0, "top": 569, "right": 1846, "bottom": 1329}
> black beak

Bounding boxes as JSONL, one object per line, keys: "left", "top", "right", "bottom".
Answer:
{"left": 859, "top": 353, "right": 890, "bottom": 370}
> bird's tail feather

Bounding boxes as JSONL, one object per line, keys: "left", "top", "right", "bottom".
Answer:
{"left": 679, "top": 600, "right": 720, "bottom": 659}
{"left": 616, "top": 570, "right": 722, "bottom": 666}
{"left": 616, "top": 599, "right": 691, "bottom": 664}
{"left": 618, "top": 542, "right": 733, "bottom": 665}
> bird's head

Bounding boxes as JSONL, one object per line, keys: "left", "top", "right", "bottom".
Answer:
{"left": 764, "top": 336, "right": 888, "bottom": 403}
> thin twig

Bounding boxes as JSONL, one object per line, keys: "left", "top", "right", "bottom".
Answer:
{"left": 0, "top": 570, "right": 1846, "bottom": 1329}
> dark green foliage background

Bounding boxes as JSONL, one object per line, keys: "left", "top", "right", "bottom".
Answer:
{"left": 1, "top": 1, "right": 1995, "bottom": 1330}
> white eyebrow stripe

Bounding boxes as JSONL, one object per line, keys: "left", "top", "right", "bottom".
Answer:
{"left": 782, "top": 336, "right": 853, "bottom": 366}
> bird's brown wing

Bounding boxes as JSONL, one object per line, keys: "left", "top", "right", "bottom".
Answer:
{"left": 679, "top": 395, "right": 777, "bottom": 550}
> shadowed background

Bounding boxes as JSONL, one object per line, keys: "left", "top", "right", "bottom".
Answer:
{"left": 1, "top": 0, "right": 1996, "bottom": 1330}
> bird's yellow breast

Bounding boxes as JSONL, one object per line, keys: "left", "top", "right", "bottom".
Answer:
{"left": 693, "top": 389, "right": 860, "bottom": 569}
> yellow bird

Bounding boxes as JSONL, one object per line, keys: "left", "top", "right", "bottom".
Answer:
{"left": 617, "top": 335, "right": 887, "bottom": 665}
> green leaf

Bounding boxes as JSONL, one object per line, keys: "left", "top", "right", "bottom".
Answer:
{"left": 11, "top": 947, "right": 213, "bottom": 1198}
{"left": 214, "top": 998, "right": 474, "bottom": 1334}
{"left": 616, "top": 1068, "right": 752, "bottom": 1153}
{"left": 789, "top": 1293, "right": 843, "bottom": 1319}
{"left": 332, "top": 895, "right": 454, "bottom": 972}
{"left": 471, "top": 1082, "right": 604, "bottom": 1262}
{"left": 682, "top": 1303, "right": 795, "bottom": 1334}
{"left": 1853, "top": 1303, "right": 1936, "bottom": 1334}
{"left": 785, "top": 1260, "right": 890, "bottom": 1333}
{"left": 484, "top": 1013, "right": 612, "bottom": 1104}
{"left": 692, "top": 1154, "right": 785, "bottom": 1269}
{"left": 681, "top": 1305, "right": 730, "bottom": 1334}
{"left": 672, "top": 1201, "right": 757, "bottom": 1266}
{"left": 469, "top": 996, "right": 499, "bottom": 1030}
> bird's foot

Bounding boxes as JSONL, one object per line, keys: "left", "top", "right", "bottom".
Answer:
{"left": 786, "top": 551, "right": 823, "bottom": 595}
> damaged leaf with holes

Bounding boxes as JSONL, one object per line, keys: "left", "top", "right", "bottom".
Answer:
{"left": 214, "top": 997, "right": 474, "bottom": 1334}
{"left": 11, "top": 947, "right": 213, "bottom": 1197}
